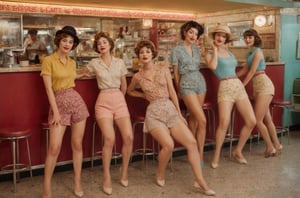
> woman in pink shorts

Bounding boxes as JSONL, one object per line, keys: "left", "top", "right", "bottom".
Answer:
{"left": 238, "top": 29, "right": 282, "bottom": 157}
{"left": 41, "top": 26, "right": 89, "bottom": 198}
{"left": 85, "top": 32, "right": 133, "bottom": 195}
{"left": 127, "top": 40, "right": 215, "bottom": 196}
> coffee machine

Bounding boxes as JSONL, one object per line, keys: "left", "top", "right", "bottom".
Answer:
{"left": 0, "top": 47, "right": 24, "bottom": 67}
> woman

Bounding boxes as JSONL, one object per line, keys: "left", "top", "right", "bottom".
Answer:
{"left": 85, "top": 32, "right": 133, "bottom": 195}
{"left": 127, "top": 40, "right": 215, "bottom": 196}
{"left": 41, "top": 26, "right": 89, "bottom": 198}
{"left": 171, "top": 20, "right": 207, "bottom": 167}
{"left": 237, "top": 28, "right": 282, "bottom": 157}
{"left": 204, "top": 25, "right": 256, "bottom": 168}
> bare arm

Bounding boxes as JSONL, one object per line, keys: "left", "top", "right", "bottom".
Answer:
{"left": 236, "top": 63, "right": 249, "bottom": 78}
{"left": 127, "top": 75, "right": 146, "bottom": 99}
{"left": 204, "top": 42, "right": 218, "bottom": 70}
{"left": 42, "top": 75, "right": 61, "bottom": 125}
{"left": 173, "top": 65, "right": 180, "bottom": 95}
{"left": 120, "top": 75, "right": 127, "bottom": 95}
{"left": 165, "top": 68, "right": 185, "bottom": 121}
{"left": 242, "top": 50, "right": 263, "bottom": 86}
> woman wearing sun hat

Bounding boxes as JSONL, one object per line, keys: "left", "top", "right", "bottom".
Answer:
{"left": 204, "top": 25, "right": 256, "bottom": 168}
{"left": 41, "top": 26, "right": 89, "bottom": 198}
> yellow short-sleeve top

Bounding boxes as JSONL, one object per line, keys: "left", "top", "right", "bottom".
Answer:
{"left": 40, "top": 53, "right": 77, "bottom": 92}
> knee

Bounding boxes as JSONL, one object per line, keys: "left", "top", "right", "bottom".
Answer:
{"left": 246, "top": 117, "right": 256, "bottom": 129}
{"left": 48, "top": 144, "right": 61, "bottom": 156}
{"left": 123, "top": 134, "right": 133, "bottom": 146}
{"left": 197, "top": 117, "right": 207, "bottom": 128}
{"left": 161, "top": 142, "right": 174, "bottom": 154}
{"left": 103, "top": 137, "right": 115, "bottom": 148}
{"left": 72, "top": 141, "right": 83, "bottom": 153}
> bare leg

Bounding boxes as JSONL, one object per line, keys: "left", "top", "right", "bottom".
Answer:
{"left": 211, "top": 101, "right": 233, "bottom": 166}
{"left": 170, "top": 122, "right": 215, "bottom": 195}
{"left": 71, "top": 119, "right": 86, "bottom": 194}
{"left": 254, "top": 95, "right": 276, "bottom": 155}
{"left": 97, "top": 118, "right": 115, "bottom": 193}
{"left": 150, "top": 127, "right": 174, "bottom": 183}
{"left": 264, "top": 110, "right": 282, "bottom": 150}
{"left": 234, "top": 98, "right": 256, "bottom": 161}
{"left": 42, "top": 125, "right": 66, "bottom": 198}
{"left": 183, "top": 93, "right": 206, "bottom": 161}
{"left": 115, "top": 117, "right": 133, "bottom": 184}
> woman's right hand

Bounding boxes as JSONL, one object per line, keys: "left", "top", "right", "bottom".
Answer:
{"left": 50, "top": 111, "right": 61, "bottom": 126}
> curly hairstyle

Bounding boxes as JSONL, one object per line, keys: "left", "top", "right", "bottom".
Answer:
{"left": 54, "top": 33, "right": 79, "bottom": 50}
{"left": 180, "top": 20, "right": 204, "bottom": 40}
{"left": 243, "top": 29, "right": 262, "bottom": 47}
{"left": 93, "top": 32, "right": 114, "bottom": 53}
{"left": 134, "top": 40, "right": 157, "bottom": 59}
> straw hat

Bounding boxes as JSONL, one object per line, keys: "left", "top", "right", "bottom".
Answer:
{"left": 209, "top": 25, "right": 233, "bottom": 42}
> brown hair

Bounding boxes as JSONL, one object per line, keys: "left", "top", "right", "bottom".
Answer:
{"left": 211, "top": 32, "right": 232, "bottom": 44}
{"left": 243, "top": 29, "right": 262, "bottom": 47}
{"left": 134, "top": 40, "right": 157, "bottom": 59}
{"left": 93, "top": 32, "right": 114, "bottom": 53}
{"left": 180, "top": 20, "right": 204, "bottom": 40}
{"left": 54, "top": 33, "right": 79, "bottom": 50}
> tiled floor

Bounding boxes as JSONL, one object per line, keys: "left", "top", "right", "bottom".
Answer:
{"left": 0, "top": 130, "right": 299, "bottom": 198}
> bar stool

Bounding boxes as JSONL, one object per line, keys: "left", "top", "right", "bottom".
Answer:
{"left": 270, "top": 99, "right": 292, "bottom": 144}
{"left": 41, "top": 122, "right": 50, "bottom": 153}
{"left": 203, "top": 101, "right": 216, "bottom": 143}
{"left": 91, "top": 118, "right": 122, "bottom": 168}
{"left": 0, "top": 129, "right": 33, "bottom": 192}
{"left": 131, "top": 114, "right": 156, "bottom": 163}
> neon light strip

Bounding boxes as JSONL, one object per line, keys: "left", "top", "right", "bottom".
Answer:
{"left": 0, "top": 1, "right": 195, "bottom": 20}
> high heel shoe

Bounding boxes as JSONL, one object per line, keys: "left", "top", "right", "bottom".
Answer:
{"left": 120, "top": 179, "right": 128, "bottom": 187}
{"left": 276, "top": 145, "right": 283, "bottom": 153}
{"left": 232, "top": 152, "right": 247, "bottom": 164}
{"left": 264, "top": 148, "right": 277, "bottom": 158}
{"left": 103, "top": 186, "right": 112, "bottom": 195}
{"left": 210, "top": 162, "right": 218, "bottom": 169}
{"left": 203, "top": 189, "right": 216, "bottom": 196}
{"left": 74, "top": 191, "right": 84, "bottom": 198}
{"left": 156, "top": 179, "right": 165, "bottom": 187}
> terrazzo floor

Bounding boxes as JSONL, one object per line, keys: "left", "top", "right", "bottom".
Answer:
{"left": 0, "top": 130, "right": 299, "bottom": 198}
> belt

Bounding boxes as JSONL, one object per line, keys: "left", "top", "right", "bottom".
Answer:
{"left": 220, "top": 76, "right": 238, "bottom": 81}
{"left": 253, "top": 71, "right": 265, "bottom": 77}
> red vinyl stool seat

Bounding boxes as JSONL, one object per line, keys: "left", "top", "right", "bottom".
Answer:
{"left": 270, "top": 99, "right": 292, "bottom": 144}
{"left": 0, "top": 129, "right": 33, "bottom": 192}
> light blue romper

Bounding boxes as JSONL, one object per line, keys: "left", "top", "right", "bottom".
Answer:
{"left": 171, "top": 44, "right": 206, "bottom": 96}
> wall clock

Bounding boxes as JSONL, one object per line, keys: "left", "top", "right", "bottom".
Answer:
{"left": 254, "top": 15, "right": 267, "bottom": 27}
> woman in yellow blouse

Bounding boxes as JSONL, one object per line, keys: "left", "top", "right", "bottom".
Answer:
{"left": 41, "top": 26, "right": 89, "bottom": 198}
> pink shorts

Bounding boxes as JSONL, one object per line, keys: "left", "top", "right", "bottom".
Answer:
{"left": 95, "top": 89, "right": 130, "bottom": 120}
{"left": 49, "top": 88, "right": 89, "bottom": 126}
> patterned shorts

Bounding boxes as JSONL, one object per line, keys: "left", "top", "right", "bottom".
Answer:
{"left": 180, "top": 71, "right": 207, "bottom": 96}
{"left": 49, "top": 88, "right": 89, "bottom": 126}
{"left": 252, "top": 74, "right": 275, "bottom": 97}
{"left": 144, "top": 98, "right": 181, "bottom": 133}
{"left": 218, "top": 78, "right": 248, "bottom": 103}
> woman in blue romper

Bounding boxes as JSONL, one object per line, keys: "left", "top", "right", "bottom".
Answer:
{"left": 237, "top": 29, "right": 282, "bottom": 157}
{"left": 171, "top": 21, "right": 207, "bottom": 171}
{"left": 205, "top": 25, "right": 256, "bottom": 168}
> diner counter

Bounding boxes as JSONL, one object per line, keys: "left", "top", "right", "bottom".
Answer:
{"left": 0, "top": 63, "right": 285, "bottom": 169}
{"left": 0, "top": 61, "right": 285, "bottom": 73}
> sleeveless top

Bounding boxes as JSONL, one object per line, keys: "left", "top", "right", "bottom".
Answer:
{"left": 213, "top": 51, "right": 237, "bottom": 79}
{"left": 246, "top": 47, "right": 265, "bottom": 71}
